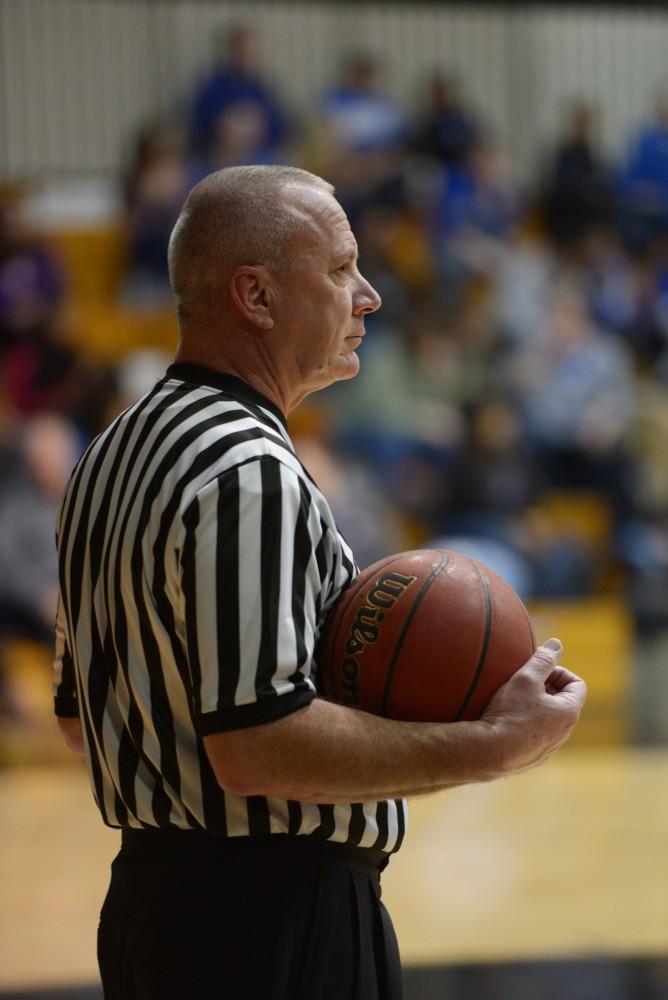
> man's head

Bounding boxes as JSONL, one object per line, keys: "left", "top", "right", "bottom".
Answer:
{"left": 168, "top": 165, "right": 330, "bottom": 325}
{"left": 168, "top": 165, "right": 381, "bottom": 411}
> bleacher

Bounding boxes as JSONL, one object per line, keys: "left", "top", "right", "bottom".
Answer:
{"left": 48, "top": 226, "right": 178, "bottom": 363}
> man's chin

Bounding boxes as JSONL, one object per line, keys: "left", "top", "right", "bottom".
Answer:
{"left": 304, "top": 354, "right": 360, "bottom": 398}
{"left": 334, "top": 351, "right": 361, "bottom": 381}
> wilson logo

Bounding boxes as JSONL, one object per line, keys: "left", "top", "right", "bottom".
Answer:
{"left": 339, "top": 571, "right": 417, "bottom": 706}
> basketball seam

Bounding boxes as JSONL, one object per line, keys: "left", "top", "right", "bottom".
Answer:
{"left": 379, "top": 550, "right": 450, "bottom": 716}
{"left": 453, "top": 561, "right": 492, "bottom": 722}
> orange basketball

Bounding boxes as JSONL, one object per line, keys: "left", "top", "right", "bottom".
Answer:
{"left": 319, "top": 549, "right": 536, "bottom": 722}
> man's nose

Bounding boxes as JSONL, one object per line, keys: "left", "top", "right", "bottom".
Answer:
{"left": 353, "top": 274, "right": 382, "bottom": 316}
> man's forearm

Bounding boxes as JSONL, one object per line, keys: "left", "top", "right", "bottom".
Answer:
{"left": 204, "top": 646, "right": 586, "bottom": 803}
{"left": 204, "top": 697, "right": 504, "bottom": 803}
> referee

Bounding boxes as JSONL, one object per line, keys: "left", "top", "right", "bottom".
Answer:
{"left": 54, "top": 165, "right": 586, "bottom": 1000}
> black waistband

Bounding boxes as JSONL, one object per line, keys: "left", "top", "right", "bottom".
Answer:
{"left": 120, "top": 828, "right": 389, "bottom": 876}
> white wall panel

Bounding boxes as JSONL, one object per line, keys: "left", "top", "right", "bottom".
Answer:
{"left": 1, "top": 0, "right": 668, "bottom": 180}
{"left": 2, "top": 0, "right": 157, "bottom": 173}
{"left": 530, "top": 6, "right": 668, "bottom": 166}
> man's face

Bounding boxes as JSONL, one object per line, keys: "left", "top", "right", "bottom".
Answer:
{"left": 274, "top": 187, "right": 381, "bottom": 398}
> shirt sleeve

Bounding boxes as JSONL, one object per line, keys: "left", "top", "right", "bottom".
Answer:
{"left": 180, "top": 456, "right": 321, "bottom": 736}
{"left": 53, "top": 595, "right": 79, "bottom": 718}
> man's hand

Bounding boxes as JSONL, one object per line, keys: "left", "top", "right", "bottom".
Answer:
{"left": 57, "top": 716, "right": 85, "bottom": 756}
{"left": 480, "top": 638, "right": 587, "bottom": 776}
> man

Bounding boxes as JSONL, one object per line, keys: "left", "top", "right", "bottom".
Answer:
{"left": 54, "top": 165, "right": 586, "bottom": 999}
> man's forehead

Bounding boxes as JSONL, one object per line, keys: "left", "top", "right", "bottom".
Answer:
{"left": 283, "top": 185, "right": 356, "bottom": 251}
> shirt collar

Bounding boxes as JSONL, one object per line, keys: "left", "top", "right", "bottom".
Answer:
{"left": 165, "top": 362, "right": 288, "bottom": 429}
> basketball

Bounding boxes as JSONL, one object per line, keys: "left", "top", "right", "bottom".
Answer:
{"left": 319, "top": 549, "right": 536, "bottom": 723}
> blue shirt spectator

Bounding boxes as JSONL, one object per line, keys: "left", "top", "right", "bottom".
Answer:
{"left": 191, "top": 24, "right": 287, "bottom": 159}
{"left": 320, "top": 53, "right": 407, "bottom": 155}
{"left": 620, "top": 91, "right": 668, "bottom": 249}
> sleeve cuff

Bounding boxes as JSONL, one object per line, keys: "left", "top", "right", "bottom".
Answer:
{"left": 54, "top": 696, "right": 79, "bottom": 718}
{"left": 195, "top": 686, "right": 315, "bottom": 736}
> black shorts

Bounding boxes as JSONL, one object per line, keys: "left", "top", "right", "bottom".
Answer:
{"left": 98, "top": 829, "right": 403, "bottom": 1000}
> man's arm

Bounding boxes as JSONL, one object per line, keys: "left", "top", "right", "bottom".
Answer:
{"left": 204, "top": 641, "right": 586, "bottom": 802}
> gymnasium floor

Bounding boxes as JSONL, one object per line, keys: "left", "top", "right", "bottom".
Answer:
{"left": 1, "top": 747, "right": 667, "bottom": 999}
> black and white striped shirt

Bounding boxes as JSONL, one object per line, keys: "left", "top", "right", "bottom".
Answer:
{"left": 54, "top": 362, "right": 406, "bottom": 853}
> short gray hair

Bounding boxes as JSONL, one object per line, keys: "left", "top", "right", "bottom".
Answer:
{"left": 168, "top": 165, "right": 334, "bottom": 326}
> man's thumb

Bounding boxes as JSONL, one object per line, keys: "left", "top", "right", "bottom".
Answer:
{"left": 528, "top": 638, "right": 563, "bottom": 673}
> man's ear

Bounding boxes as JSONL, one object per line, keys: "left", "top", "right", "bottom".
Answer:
{"left": 229, "top": 265, "right": 274, "bottom": 329}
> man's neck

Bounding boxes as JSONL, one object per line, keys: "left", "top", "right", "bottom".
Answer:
{"left": 173, "top": 344, "right": 295, "bottom": 418}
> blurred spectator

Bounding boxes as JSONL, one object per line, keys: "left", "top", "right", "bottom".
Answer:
{"left": 355, "top": 202, "right": 435, "bottom": 321}
{"left": 434, "top": 138, "right": 524, "bottom": 281}
{"left": 542, "top": 100, "right": 615, "bottom": 246}
{"left": 413, "top": 73, "right": 479, "bottom": 170}
{"left": 620, "top": 88, "right": 668, "bottom": 252}
{"left": 438, "top": 140, "right": 522, "bottom": 239}
{"left": 323, "top": 303, "right": 480, "bottom": 451}
{"left": 0, "top": 188, "right": 108, "bottom": 429}
{"left": 122, "top": 122, "right": 189, "bottom": 305}
{"left": 320, "top": 52, "right": 407, "bottom": 157}
{"left": 0, "top": 414, "right": 79, "bottom": 718}
{"left": 314, "top": 53, "right": 409, "bottom": 223}
{"left": 190, "top": 23, "right": 287, "bottom": 160}
{"left": 578, "top": 227, "right": 641, "bottom": 334}
{"left": 3, "top": 312, "right": 77, "bottom": 415}
{"left": 441, "top": 399, "right": 591, "bottom": 597}
{"left": 578, "top": 226, "right": 668, "bottom": 363}
{"left": 0, "top": 187, "right": 64, "bottom": 353}
{"left": 1, "top": 307, "right": 117, "bottom": 443}
{"left": 189, "top": 102, "right": 278, "bottom": 184}
{"left": 493, "top": 236, "right": 555, "bottom": 348}
{"left": 321, "top": 299, "right": 502, "bottom": 533}
{"left": 444, "top": 399, "right": 542, "bottom": 538}
{"left": 507, "top": 280, "right": 635, "bottom": 511}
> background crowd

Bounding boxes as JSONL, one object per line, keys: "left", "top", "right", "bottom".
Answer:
{"left": 2, "top": 23, "right": 668, "bottom": 737}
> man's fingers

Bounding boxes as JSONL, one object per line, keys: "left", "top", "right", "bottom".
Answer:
{"left": 549, "top": 675, "right": 588, "bottom": 706}
{"left": 545, "top": 665, "right": 582, "bottom": 693}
